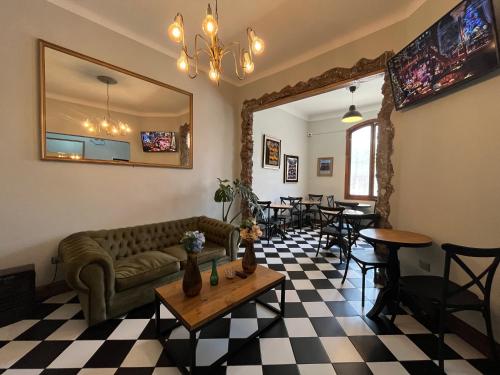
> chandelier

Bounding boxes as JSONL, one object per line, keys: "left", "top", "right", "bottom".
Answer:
{"left": 82, "top": 75, "right": 132, "bottom": 136}
{"left": 167, "top": 0, "right": 265, "bottom": 84}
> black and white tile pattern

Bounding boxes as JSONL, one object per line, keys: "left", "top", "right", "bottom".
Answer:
{"left": 0, "top": 229, "right": 494, "bottom": 374}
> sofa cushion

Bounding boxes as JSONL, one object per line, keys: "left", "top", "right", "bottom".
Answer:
{"left": 114, "top": 251, "right": 180, "bottom": 292}
{"left": 161, "top": 241, "right": 226, "bottom": 268}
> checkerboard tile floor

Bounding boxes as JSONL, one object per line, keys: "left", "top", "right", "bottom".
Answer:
{"left": 0, "top": 229, "right": 495, "bottom": 374}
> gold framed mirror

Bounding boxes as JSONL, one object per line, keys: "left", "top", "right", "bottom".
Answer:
{"left": 39, "top": 40, "right": 193, "bottom": 168}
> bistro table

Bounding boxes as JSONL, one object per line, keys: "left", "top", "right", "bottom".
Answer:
{"left": 269, "top": 203, "right": 292, "bottom": 239}
{"left": 359, "top": 228, "right": 432, "bottom": 319}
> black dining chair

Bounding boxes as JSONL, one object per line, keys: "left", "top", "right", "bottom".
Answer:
{"left": 316, "top": 206, "right": 347, "bottom": 262}
{"left": 254, "top": 201, "right": 274, "bottom": 243}
{"left": 341, "top": 214, "right": 386, "bottom": 308}
{"left": 281, "top": 197, "right": 302, "bottom": 232}
{"left": 303, "top": 194, "right": 323, "bottom": 228}
{"left": 326, "top": 195, "right": 335, "bottom": 208}
{"left": 400, "top": 244, "right": 500, "bottom": 370}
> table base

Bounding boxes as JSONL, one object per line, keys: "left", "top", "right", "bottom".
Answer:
{"left": 155, "top": 279, "right": 286, "bottom": 375}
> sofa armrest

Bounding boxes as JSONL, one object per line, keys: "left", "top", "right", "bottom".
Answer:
{"left": 58, "top": 233, "right": 115, "bottom": 300}
{"left": 198, "top": 216, "right": 239, "bottom": 260}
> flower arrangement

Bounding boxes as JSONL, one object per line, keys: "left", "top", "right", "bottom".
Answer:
{"left": 239, "top": 218, "right": 263, "bottom": 242}
{"left": 181, "top": 231, "right": 205, "bottom": 253}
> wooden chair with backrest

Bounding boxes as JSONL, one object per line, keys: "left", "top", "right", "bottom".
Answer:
{"left": 254, "top": 201, "right": 272, "bottom": 243}
{"left": 281, "top": 196, "right": 303, "bottom": 232}
{"left": 303, "top": 194, "right": 323, "bottom": 228}
{"left": 326, "top": 195, "right": 335, "bottom": 208}
{"left": 316, "top": 206, "right": 347, "bottom": 262}
{"left": 341, "top": 213, "right": 387, "bottom": 307}
{"left": 400, "top": 244, "right": 500, "bottom": 371}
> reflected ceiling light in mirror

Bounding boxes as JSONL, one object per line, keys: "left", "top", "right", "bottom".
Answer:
{"left": 341, "top": 85, "right": 364, "bottom": 123}
{"left": 81, "top": 76, "right": 132, "bottom": 136}
{"left": 167, "top": 0, "right": 265, "bottom": 85}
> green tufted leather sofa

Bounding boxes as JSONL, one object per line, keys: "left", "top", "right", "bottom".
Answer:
{"left": 59, "top": 216, "right": 239, "bottom": 326}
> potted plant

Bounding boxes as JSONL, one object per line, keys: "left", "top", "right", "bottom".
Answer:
{"left": 214, "top": 178, "right": 261, "bottom": 224}
{"left": 239, "top": 218, "right": 263, "bottom": 274}
{"left": 180, "top": 231, "right": 205, "bottom": 297}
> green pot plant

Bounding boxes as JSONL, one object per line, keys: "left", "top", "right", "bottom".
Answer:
{"left": 214, "top": 178, "right": 261, "bottom": 224}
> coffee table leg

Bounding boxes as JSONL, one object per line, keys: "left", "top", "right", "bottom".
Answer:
{"left": 155, "top": 295, "right": 161, "bottom": 338}
{"left": 189, "top": 331, "right": 196, "bottom": 374}
{"left": 366, "top": 245, "right": 400, "bottom": 319}
{"left": 280, "top": 279, "right": 286, "bottom": 317}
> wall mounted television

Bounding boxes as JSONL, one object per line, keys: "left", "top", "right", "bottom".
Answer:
{"left": 388, "top": 0, "right": 500, "bottom": 110}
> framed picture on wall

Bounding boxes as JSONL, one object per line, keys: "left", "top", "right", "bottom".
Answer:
{"left": 262, "top": 134, "right": 281, "bottom": 169}
{"left": 284, "top": 154, "right": 299, "bottom": 183}
{"left": 317, "top": 157, "right": 334, "bottom": 176}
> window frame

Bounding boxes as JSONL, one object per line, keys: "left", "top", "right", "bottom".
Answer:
{"left": 344, "top": 119, "right": 379, "bottom": 201}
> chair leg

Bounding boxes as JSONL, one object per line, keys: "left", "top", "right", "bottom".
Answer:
{"left": 483, "top": 305, "right": 498, "bottom": 360}
{"left": 341, "top": 254, "right": 351, "bottom": 284}
{"left": 438, "top": 304, "right": 447, "bottom": 372}
{"left": 361, "top": 267, "right": 366, "bottom": 308}
{"left": 316, "top": 233, "right": 322, "bottom": 257}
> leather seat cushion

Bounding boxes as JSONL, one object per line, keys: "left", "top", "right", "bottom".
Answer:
{"left": 161, "top": 241, "right": 226, "bottom": 268}
{"left": 115, "top": 251, "right": 180, "bottom": 292}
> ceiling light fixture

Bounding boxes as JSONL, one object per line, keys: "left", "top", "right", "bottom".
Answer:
{"left": 167, "top": 0, "right": 265, "bottom": 85}
{"left": 82, "top": 76, "right": 131, "bottom": 136}
{"left": 342, "top": 85, "right": 363, "bottom": 123}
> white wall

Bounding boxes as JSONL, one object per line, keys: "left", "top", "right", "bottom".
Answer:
{"left": 252, "top": 108, "right": 308, "bottom": 202}
{"left": 0, "top": 0, "right": 238, "bottom": 286}
{"left": 306, "top": 109, "right": 380, "bottom": 202}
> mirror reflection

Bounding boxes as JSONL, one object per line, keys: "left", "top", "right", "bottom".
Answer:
{"left": 41, "top": 41, "right": 193, "bottom": 168}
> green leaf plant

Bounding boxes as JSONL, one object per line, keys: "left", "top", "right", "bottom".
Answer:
{"left": 214, "top": 178, "right": 262, "bottom": 224}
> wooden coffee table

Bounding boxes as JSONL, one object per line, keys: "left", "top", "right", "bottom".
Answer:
{"left": 154, "top": 259, "right": 286, "bottom": 374}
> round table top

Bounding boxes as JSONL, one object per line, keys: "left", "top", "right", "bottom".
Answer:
{"left": 356, "top": 203, "right": 372, "bottom": 208}
{"left": 301, "top": 200, "right": 321, "bottom": 205}
{"left": 359, "top": 228, "right": 432, "bottom": 248}
{"left": 270, "top": 203, "right": 292, "bottom": 209}
{"left": 320, "top": 209, "right": 363, "bottom": 216}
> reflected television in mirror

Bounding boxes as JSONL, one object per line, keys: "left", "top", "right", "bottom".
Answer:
{"left": 39, "top": 40, "right": 193, "bottom": 168}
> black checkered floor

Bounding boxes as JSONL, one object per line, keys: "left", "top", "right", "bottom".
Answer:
{"left": 0, "top": 229, "right": 495, "bottom": 374}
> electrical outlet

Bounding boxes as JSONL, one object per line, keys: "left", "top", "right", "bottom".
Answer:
{"left": 419, "top": 259, "right": 430, "bottom": 272}
{"left": 51, "top": 256, "right": 60, "bottom": 264}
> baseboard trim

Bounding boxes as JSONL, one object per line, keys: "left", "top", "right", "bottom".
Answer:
{"left": 35, "top": 280, "right": 71, "bottom": 302}
{"left": 448, "top": 314, "right": 499, "bottom": 359}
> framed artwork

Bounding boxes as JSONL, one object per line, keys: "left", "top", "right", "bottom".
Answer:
{"left": 284, "top": 154, "right": 299, "bottom": 183}
{"left": 317, "top": 157, "right": 334, "bottom": 176}
{"left": 262, "top": 135, "right": 281, "bottom": 169}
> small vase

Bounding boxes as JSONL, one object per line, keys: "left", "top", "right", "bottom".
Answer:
{"left": 242, "top": 240, "right": 257, "bottom": 274}
{"left": 183, "top": 253, "right": 202, "bottom": 297}
{"left": 210, "top": 259, "right": 219, "bottom": 286}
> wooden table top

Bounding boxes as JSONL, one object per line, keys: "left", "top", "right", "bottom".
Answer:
{"left": 301, "top": 200, "right": 321, "bottom": 205}
{"left": 343, "top": 209, "right": 364, "bottom": 216}
{"left": 270, "top": 203, "right": 292, "bottom": 209}
{"left": 359, "top": 228, "right": 432, "bottom": 248}
{"left": 356, "top": 203, "right": 372, "bottom": 208}
{"left": 155, "top": 259, "right": 285, "bottom": 331}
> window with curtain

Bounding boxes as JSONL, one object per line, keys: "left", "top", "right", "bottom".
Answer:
{"left": 345, "top": 120, "right": 378, "bottom": 200}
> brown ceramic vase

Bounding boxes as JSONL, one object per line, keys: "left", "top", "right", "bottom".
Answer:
{"left": 242, "top": 240, "right": 257, "bottom": 274}
{"left": 182, "top": 253, "right": 202, "bottom": 297}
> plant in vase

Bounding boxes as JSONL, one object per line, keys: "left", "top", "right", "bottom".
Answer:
{"left": 239, "top": 218, "right": 263, "bottom": 274}
{"left": 180, "top": 231, "right": 205, "bottom": 297}
{"left": 214, "top": 178, "right": 262, "bottom": 223}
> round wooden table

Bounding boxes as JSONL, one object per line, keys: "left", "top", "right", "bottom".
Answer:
{"left": 359, "top": 228, "right": 432, "bottom": 319}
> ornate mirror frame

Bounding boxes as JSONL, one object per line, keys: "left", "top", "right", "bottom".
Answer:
{"left": 240, "top": 52, "right": 395, "bottom": 227}
{"left": 39, "top": 40, "right": 194, "bottom": 169}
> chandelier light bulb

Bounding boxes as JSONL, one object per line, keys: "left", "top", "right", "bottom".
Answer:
{"left": 168, "top": 14, "right": 183, "bottom": 43}
{"left": 83, "top": 119, "right": 91, "bottom": 128}
{"left": 251, "top": 37, "right": 265, "bottom": 55}
{"left": 101, "top": 119, "right": 109, "bottom": 128}
{"left": 177, "top": 50, "right": 189, "bottom": 72}
{"left": 242, "top": 51, "right": 254, "bottom": 74}
{"left": 111, "top": 127, "right": 118, "bottom": 135}
{"left": 208, "top": 62, "right": 220, "bottom": 83}
{"left": 202, "top": 5, "right": 218, "bottom": 37}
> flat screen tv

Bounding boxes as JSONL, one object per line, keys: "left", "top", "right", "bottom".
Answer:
{"left": 388, "top": 0, "right": 500, "bottom": 110}
{"left": 141, "top": 131, "right": 177, "bottom": 152}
